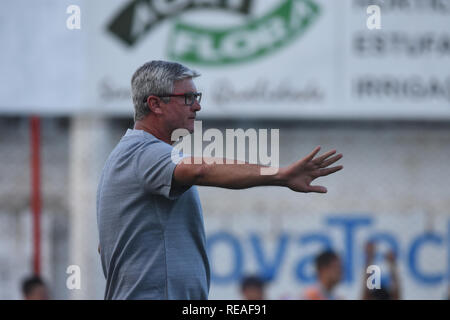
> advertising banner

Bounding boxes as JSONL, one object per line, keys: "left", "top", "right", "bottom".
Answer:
{"left": 1, "top": 0, "right": 450, "bottom": 118}
{"left": 205, "top": 211, "right": 449, "bottom": 299}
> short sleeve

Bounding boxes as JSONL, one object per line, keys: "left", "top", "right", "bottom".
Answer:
{"left": 135, "top": 139, "right": 189, "bottom": 199}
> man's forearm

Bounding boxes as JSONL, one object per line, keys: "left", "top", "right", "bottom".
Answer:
{"left": 174, "top": 157, "right": 285, "bottom": 189}
{"left": 173, "top": 146, "right": 342, "bottom": 193}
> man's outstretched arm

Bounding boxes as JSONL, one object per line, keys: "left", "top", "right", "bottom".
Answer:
{"left": 173, "top": 146, "right": 343, "bottom": 193}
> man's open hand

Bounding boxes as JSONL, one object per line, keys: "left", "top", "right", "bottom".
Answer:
{"left": 280, "top": 146, "right": 343, "bottom": 193}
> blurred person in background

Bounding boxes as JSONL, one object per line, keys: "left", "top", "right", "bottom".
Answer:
{"left": 362, "top": 242, "right": 400, "bottom": 300}
{"left": 21, "top": 275, "right": 50, "bottom": 300}
{"left": 303, "top": 250, "right": 342, "bottom": 300}
{"left": 240, "top": 275, "right": 266, "bottom": 300}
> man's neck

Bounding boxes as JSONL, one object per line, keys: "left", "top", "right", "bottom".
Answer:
{"left": 134, "top": 120, "right": 173, "bottom": 145}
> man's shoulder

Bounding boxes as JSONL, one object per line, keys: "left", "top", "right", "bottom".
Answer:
{"left": 121, "top": 129, "right": 172, "bottom": 150}
{"left": 121, "top": 129, "right": 157, "bottom": 144}
{"left": 110, "top": 129, "right": 164, "bottom": 156}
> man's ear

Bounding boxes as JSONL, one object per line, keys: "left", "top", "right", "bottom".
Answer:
{"left": 146, "top": 96, "right": 163, "bottom": 115}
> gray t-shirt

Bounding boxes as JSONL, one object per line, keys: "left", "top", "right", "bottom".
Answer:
{"left": 96, "top": 129, "right": 210, "bottom": 300}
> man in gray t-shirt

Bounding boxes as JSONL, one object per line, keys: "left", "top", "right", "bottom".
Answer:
{"left": 97, "top": 129, "right": 209, "bottom": 299}
{"left": 97, "top": 61, "right": 343, "bottom": 300}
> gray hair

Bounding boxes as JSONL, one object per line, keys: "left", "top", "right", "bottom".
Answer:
{"left": 131, "top": 60, "right": 200, "bottom": 121}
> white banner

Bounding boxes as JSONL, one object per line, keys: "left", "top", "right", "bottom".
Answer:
{"left": 1, "top": 0, "right": 450, "bottom": 118}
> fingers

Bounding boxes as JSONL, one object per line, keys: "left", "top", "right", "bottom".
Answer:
{"left": 303, "top": 146, "right": 321, "bottom": 164}
{"left": 313, "top": 149, "right": 336, "bottom": 164}
{"left": 318, "top": 165, "right": 343, "bottom": 177}
{"left": 319, "top": 153, "right": 343, "bottom": 168}
{"left": 307, "top": 185, "right": 328, "bottom": 193}
{"left": 305, "top": 166, "right": 343, "bottom": 193}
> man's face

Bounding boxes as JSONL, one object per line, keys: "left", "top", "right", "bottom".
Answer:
{"left": 325, "top": 258, "right": 342, "bottom": 287}
{"left": 161, "top": 78, "right": 201, "bottom": 135}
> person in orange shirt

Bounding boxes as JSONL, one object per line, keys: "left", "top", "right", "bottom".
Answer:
{"left": 303, "top": 250, "right": 342, "bottom": 300}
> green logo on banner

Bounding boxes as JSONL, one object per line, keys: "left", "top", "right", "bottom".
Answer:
{"left": 108, "top": 0, "right": 320, "bottom": 65}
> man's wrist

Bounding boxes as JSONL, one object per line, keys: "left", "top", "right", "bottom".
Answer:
{"left": 271, "top": 167, "right": 287, "bottom": 187}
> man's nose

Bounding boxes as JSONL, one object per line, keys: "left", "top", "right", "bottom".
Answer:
{"left": 192, "top": 100, "right": 201, "bottom": 112}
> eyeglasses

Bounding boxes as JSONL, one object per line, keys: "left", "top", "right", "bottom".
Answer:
{"left": 143, "top": 92, "right": 202, "bottom": 106}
